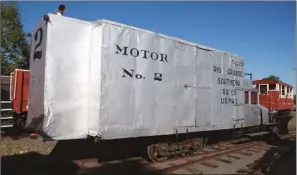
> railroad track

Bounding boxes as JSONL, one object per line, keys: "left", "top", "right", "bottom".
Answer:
{"left": 149, "top": 141, "right": 268, "bottom": 174}
{"left": 2, "top": 131, "right": 295, "bottom": 175}
{"left": 75, "top": 133, "right": 296, "bottom": 175}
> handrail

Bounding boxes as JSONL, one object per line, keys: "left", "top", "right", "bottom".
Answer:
{"left": 244, "top": 73, "right": 253, "bottom": 80}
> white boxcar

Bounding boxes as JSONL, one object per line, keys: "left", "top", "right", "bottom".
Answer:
{"left": 27, "top": 14, "right": 263, "bottom": 141}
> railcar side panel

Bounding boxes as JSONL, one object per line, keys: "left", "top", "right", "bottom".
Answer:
{"left": 26, "top": 15, "right": 267, "bottom": 141}
{"left": 97, "top": 21, "right": 246, "bottom": 140}
{"left": 259, "top": 91, "right": 294, "bottom": 111}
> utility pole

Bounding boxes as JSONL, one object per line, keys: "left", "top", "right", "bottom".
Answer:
{"left": 293, "top": 68, "right": 296, "bottom": 103}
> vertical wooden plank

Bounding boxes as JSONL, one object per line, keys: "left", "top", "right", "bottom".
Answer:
{"left": 22, "top": 71, "right": 30, "bottom": 112}
{"left": 14, "top": 70, "right": 23, "bottom": 113}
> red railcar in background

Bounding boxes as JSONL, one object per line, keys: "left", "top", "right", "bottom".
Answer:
{"left": 252, "top": 79, "right": 295, "bottom": 112}
{"left": 1, "top": 69, "right": 29, "bottom": 129}
{"left": 10, "top": 69, "right": 30, "bottom": 114}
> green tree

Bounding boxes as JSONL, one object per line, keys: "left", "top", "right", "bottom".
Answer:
{"left": 1, "top": 2, "right": 30, "bottom": 75}
{"left": 262, "top": 75, "right": 280, "bottom": 81}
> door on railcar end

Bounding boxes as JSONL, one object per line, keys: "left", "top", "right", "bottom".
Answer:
{"left": 251, "top": 90, "right": 270, "bottom": 125}
{"left": 231, "top": 57, "right": 245, "bottom": 128}
{"left": 244, "top": 89, "right": 262, "bottom": 127}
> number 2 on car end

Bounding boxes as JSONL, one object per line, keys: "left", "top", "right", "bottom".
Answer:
{"left": 33, "top": 27, "right": 43, "bottom": 61}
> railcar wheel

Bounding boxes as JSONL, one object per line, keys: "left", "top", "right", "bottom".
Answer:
{"left": 147, "top": 144, "right": 169, "bottom": 162}
{"left": 157, "top": 143, "right": 169, "bottom": 157}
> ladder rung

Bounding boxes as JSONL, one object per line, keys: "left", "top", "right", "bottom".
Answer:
{"left": 1, "top": 124, "right": 14, "bottom": 128}
{"left": 1, "top": 109, "right": 12, "bottom": 112}
{"left": 1, "top": 117, "right": 13, "bottom": 120}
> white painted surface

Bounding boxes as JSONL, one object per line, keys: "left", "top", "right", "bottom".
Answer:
{"left": 27, "top": 14, "right": 263, "bottom": 141}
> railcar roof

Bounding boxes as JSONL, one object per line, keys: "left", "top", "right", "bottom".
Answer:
{"left": 92, "top": 19, "right": 244, "bottom": 60}
{"left": 252, "top": 79, "right": 293, "bottom": 89}
{"left": 45, "top": 14, "right": 245, "bottom": 63}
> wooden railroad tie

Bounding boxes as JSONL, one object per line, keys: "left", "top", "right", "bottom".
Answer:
{"left": 215, "top": 158, "right": 232, "bottom": 164}
{"left": 200, "top": 162, "right": 218, "bottom": 168}
{"left": 227, "top": 155, "right": 241, "bottom": 159}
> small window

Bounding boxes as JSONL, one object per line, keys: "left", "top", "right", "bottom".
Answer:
{"left": 251, "top": 92, "right": 258, "bottom": 104}
{"left": 269, "top": 84, "right": 276, "bottom": 90}
{"left": 259, "top": 85, "right": 267, "bottom": 94}
{"left": 245, "top": 91, "right": 249, "bottom": 104}
{"left": 281, "top": 85, "right": 285, "bottom": 95}
{"left": 287, "top": 88, "right": 291, "bottom": 96}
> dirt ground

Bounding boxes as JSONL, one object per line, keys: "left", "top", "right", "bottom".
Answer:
{"left": 0, "top": 133, "right": 57, "bottom": 156}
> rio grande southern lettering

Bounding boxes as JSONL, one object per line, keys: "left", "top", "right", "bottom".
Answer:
{"left": 115, "top": 45, "right": 168, "bottom": 63}
{"left": 122, "top": 68, "right": 162, "bottom": 81}
{"left": 213, "top": 65, "right": 243, "bottom": 77}
{"left": 213, "top": 65, "right": 242, "bottom": 105}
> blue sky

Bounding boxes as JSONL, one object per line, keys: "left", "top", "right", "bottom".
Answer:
{"left": 18, "top": 2, "right": 296, "bottom": 89}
